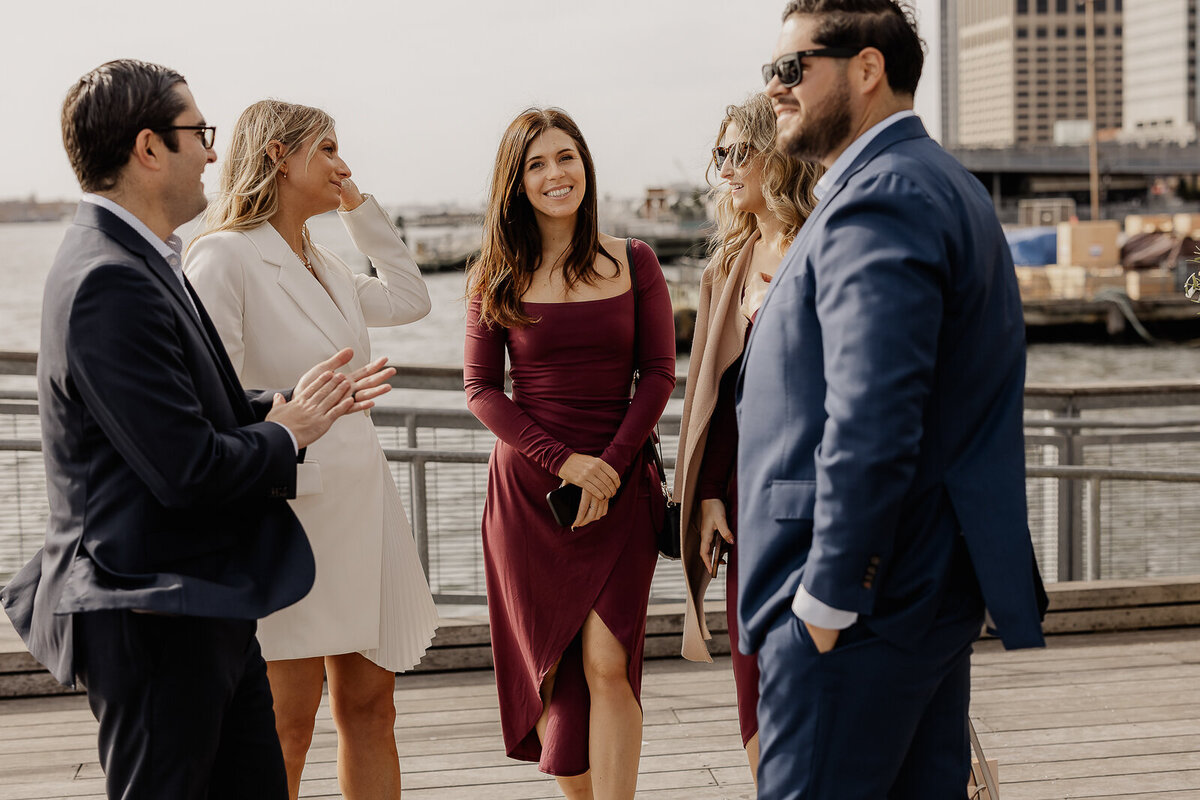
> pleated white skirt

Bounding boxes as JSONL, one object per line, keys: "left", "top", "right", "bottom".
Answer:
{"left": 360, "top": 464, "right": 439, "bottom": 672}
{"left": 257, "top": 416, "right": 438, "bottom": 671}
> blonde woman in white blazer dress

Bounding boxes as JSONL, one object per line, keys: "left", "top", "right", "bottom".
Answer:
{"left": 185, "top": 100, "right": 438, "bottom": 800}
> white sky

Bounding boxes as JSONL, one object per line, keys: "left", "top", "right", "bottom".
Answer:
{"left": 1, "top": 0, "right": 939, "bottom": 208}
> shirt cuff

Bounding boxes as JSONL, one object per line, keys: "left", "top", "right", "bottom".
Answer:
{"left": 271, "top": 421, "right": 299, "bottom": 455}
{"left": 791, "top": 584, "right": 858, "bottom": 630}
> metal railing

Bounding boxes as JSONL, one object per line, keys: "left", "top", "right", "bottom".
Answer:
{"left": 6, "top": 354, "right": 1200, "bottom": 600}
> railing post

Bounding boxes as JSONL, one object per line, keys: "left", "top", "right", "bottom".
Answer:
{"left": 405, "top": 413, "right": 418, "bottom": 448}
{"left": 404, "top": 412, "right": 427, "bottom": 578}
{"left": 1087, "top": 476, "right": 1102, "bottom": 580}
{"left": 411, "top": 456, "right": 430, "bottom": 579}
{"left": 1057, "top": 398, "right": 1085, "bottom": 581}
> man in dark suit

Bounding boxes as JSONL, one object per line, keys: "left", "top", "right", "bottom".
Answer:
{"left": 0, "top": 59, "right": 394, "bottom": 799}
{"left": 737, "top": 3, "right": 1046, "bottom": 798}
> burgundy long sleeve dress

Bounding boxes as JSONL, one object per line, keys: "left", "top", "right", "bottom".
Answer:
{"left": 694, "top": 348, "right": 761, "bottom": 746}
{"left": 464, "top": 239, "right": 676, "bottom": 776}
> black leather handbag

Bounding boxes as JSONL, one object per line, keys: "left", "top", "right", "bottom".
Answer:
{"left": 627, "top": 239, "right": 682, "bottom": 560}
{"left": 645, "top": 431, "right": 682, "bottom": 559}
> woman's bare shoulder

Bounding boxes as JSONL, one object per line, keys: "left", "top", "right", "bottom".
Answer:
{"left": 598, "top": 232, "right": 630, "bottom": 272}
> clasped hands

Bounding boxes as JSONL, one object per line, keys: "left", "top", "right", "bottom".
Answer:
{"left": 556, "top": 453, "right": 620, "bottom": 530}
{"left": 266, "top": 348, "right": 395, "bottom": 448}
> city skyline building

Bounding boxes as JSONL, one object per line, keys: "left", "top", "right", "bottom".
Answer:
{"left": 940, "top": 0, "right": 960, "bottom": 147}
{"left": 953, "top": 0, "right": 1124, "bottom": 148}
{"left": 1121, "top": 0, "right": 1198, "bottom": 144}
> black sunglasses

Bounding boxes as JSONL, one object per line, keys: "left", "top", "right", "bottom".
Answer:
{"left": 762, "top": 47, "right": 865, "bottom": 88}
{"left": 712, "top": 142, "right": 755, "bottom": 170}
{"left": 153, "top": 125, "right": 217, "bottom": 149}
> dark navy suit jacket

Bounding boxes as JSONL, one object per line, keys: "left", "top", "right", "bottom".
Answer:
{"left": 736, "top": 117, "right": 1045, "bottom": 654}
{"left": 1, "top": 203, "right": 315, "bottom": 685}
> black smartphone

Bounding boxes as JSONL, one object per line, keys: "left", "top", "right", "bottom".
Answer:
{"left": 546, "top": 484, "right": 583, "bottom": 528}
{"left": 710, "top": 537, "right": 726, "bottom": 579}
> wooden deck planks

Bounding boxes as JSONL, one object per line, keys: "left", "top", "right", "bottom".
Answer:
{"left": 0, "top": 628, "right": 1197, "bottom": 798}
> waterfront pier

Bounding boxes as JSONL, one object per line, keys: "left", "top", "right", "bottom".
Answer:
{"left": 3, "top": 354, "right": 1200, "bottom": 796}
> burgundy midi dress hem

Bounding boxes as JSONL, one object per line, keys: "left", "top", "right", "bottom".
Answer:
{"left": 696, "top": 341, "right": 761, "bottom": 747}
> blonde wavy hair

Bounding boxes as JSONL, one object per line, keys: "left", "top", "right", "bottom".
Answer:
{"left": 197, "top": 99, "right": 336, "bottom": 242}
{"left": 706, "top": 93, "right": 824, "bottom": 278}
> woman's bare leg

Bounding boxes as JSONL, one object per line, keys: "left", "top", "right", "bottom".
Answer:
{"left": 325, "top": 652, "right": 402, "bottom": 799}
{"left": 746, "top": 732, "right": 760, "bottom": 788}
{"left": 580, "top": 610, "right": 641, "bottom": 800}
{"left": 266, "top": 658, "right": 326, "bottom": 800}
{"left": 536, "top": 659, "right": 595, "bottom": 799}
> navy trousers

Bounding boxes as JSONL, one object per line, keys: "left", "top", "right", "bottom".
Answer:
{"left": 755, "top": 553, "right": 986, "bottom": 799}
{"left": 73, "top": 610, "right": 287, "bottom": 800}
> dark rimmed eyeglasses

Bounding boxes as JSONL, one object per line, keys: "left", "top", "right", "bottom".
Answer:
{"left": 153, "top": 125, "right": 217, "bottom": 149}
{"left": 762, "top": 47, "right": 865, "bottom": 88}
{"left": 712, "top": 142, "right": 755, "bottom": 170}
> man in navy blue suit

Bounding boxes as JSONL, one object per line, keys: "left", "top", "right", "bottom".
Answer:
{"left": 737, "top": 3, "right": 1046, "bottom": 797}
{"left": 0, "top": 60, "right": 394, "bottom": 799}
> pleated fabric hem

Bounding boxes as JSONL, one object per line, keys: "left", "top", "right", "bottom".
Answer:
{"left": 361, "top": 477, "right": 440, "bottom": 673}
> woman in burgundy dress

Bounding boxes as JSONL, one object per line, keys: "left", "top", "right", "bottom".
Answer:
{"left": 464, "top": 107, "right": 675, "bottom": 799}
{"left": 674, "top": 93, "right": 822, "bottom": 785}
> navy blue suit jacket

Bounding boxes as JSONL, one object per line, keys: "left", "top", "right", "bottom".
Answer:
{"left": 1, "top": 203, "right": 315, "bottom": 685}
{"left": 736, "top": 117, "right": 1044, "bottom": 654}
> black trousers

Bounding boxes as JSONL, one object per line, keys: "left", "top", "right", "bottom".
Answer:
{"left": 73, "top": 610, "right": 287, "bottom": 800}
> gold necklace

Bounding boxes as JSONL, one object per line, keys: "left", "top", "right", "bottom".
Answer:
{"left": 291, "top": 248, "right": 315, "bottom": 275}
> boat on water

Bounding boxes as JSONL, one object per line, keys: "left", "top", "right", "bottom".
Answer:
{"left": 667, "top": 214, "right": 1200, "bottom": 351}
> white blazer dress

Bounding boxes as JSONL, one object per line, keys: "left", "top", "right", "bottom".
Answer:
{"left": 185, "top": 195, "right": 439, "bottom": 670}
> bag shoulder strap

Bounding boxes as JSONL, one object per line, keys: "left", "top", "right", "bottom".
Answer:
{"left": 627, "top": 238, "right": 638, "bottom": 380}
{"left": 969, "top": 718, "right": 999, "bottom": 798}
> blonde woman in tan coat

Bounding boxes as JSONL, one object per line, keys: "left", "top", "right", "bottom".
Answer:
{"left": 674, "top": 93, "right": 822, "bottom": 782}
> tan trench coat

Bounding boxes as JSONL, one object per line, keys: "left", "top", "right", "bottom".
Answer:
{"left": 674, "top": 230, "right": 760, "bottom": 661}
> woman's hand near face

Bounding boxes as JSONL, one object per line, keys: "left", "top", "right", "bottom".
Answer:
{"left": 338, "top": 178, "right": 366, "bottom": 212}
{"left": 698, "top": 498, "right": 734, "bottom": 573}
{"left": 557, "top": 453, "right": 620, "bottom": 500}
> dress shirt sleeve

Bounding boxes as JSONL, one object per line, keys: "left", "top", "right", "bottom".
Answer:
{"left": 463, "top": 297, "right": 574, "bottom": 475}
{"left": 271, "top": 421, "right": 299, "bottom": 454}
{"left": 792, "top": 584, "right": 858, "bottom": 630}
{"left": 695, "top": 359, "right": 740, "bottom": 502}
{"left": 340, "top": 195, "right": 432, "bottom": 326}
{"left": 598, "top": 240, "right": 677, "bottom": 476}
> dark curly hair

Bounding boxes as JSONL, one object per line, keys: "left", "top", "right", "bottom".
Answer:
{"left": 61, "top": 59, "right": 188, "bottom": 192}
{"left": 782, "top": 0, "right": 924, "bottom": 96}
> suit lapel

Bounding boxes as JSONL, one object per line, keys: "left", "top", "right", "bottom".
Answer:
{"left": 745, "top": 116, "right": 932, "bottom": 356}
{"left": 245, "top": 224, "right": 364, "bottom": 358}
{"left": 186, "top": 280, "right": 256, "bottom": 421}
{"left": 80, "top": 204, "right": 253, "bottom": 416}
{"left": 80, "top": 204, "right": 201, "bottom": 329}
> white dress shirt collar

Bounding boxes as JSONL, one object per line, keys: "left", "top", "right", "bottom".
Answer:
{"left": 813, "top": 109, "right": 917, "bottom": 201}
{"left": 80, "top": 193, "right": 197, "bottom": 319}
{"left": 80, "top": 193, "right": 185, "bottom": 270}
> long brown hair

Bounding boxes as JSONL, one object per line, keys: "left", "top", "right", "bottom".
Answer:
{"left": 467, "top": 107, "right": 618, "bottom": 328}
{"left": 706, "top": 93, "right": 823, "bottom": 277}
